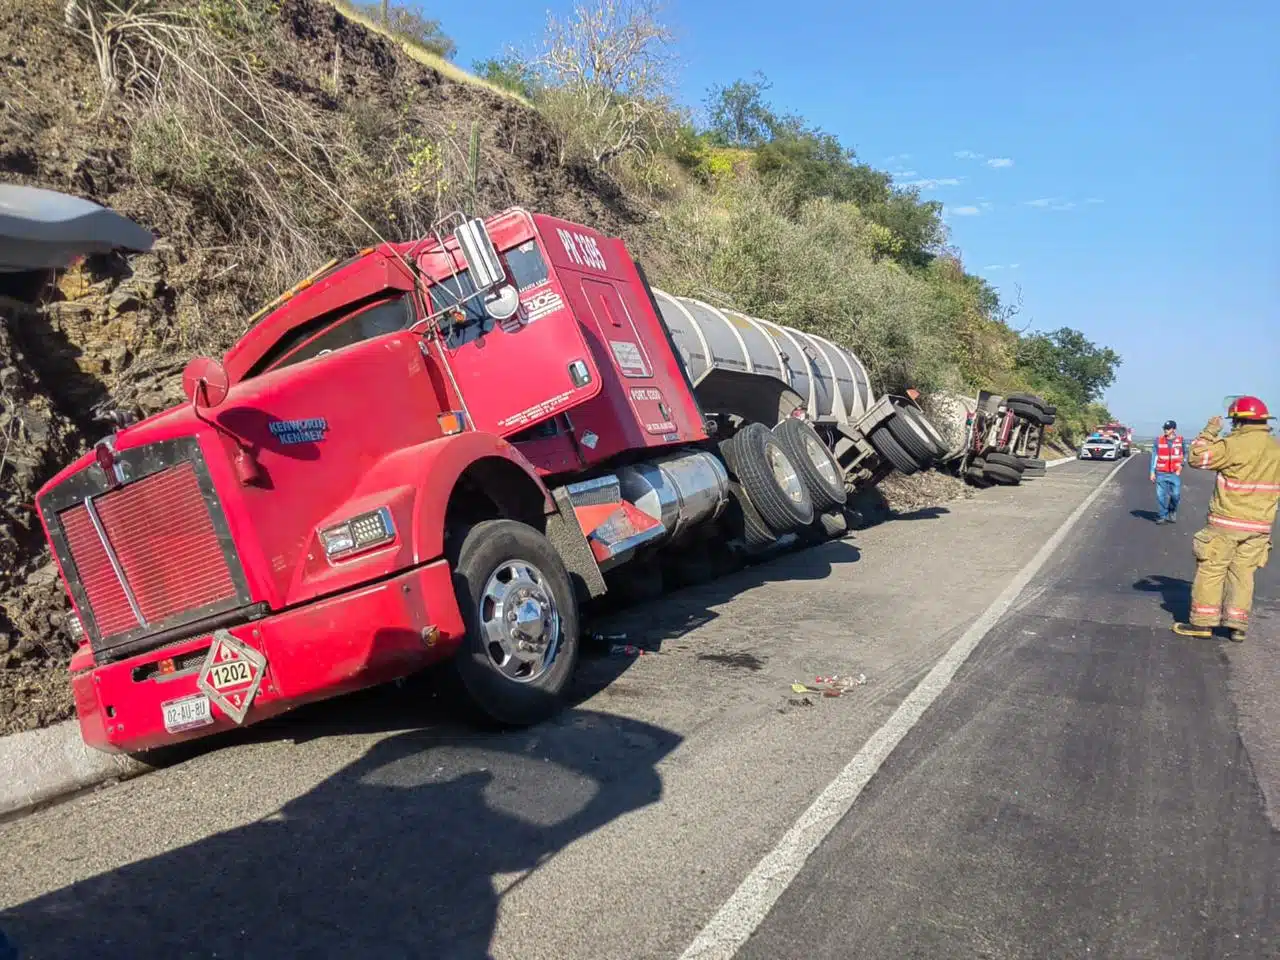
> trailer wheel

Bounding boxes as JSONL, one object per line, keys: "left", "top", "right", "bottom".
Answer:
{"left": 884, "top": 407, "right": 945, "bottom": 465}
{"left": 984, "top": 462, "right": 1022, "bottom": 485}
{"left": 1019, "top": 457, "right": 1047, "bottom": 470}
{"left": 772, "top": 418, "right": 847, "bottom": 511}
{"left": 985, "top": 451, "right": 1025, "bottom": 472}
{"left": 869, "top": 425, "right": 922, "bottom": 475}
{"left": 447, "top": 519, "right": 579, "bottom": 727}
{"left": 722, "top": 423, "right": 815, "bottom": 534}
{"left": 1007, "top": 400, "right": 1047, "bottom": 424}
{"left": 1006, "top": 393, "right": 1047, "bottom": 413}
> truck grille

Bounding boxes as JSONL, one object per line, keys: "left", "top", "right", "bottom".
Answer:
{"left": 43, "top": 437, "right": 252, "bottom": 661}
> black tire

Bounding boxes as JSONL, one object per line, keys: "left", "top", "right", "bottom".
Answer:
{"left": 1043, "top": 405, "right": 1057, "bottom": 416}
{"left": 1007, "top": 400, "right": 1047, "bottom": 424}
{"left": 869, "top": 425, "right": 921, "bottom": 475}
{"left": 773, "top": 418, "right": 847, "bottom": 511}
{"left": 966, "top": 469, "right": 991, "bottom": 487}
{"left": 886, "top": 406, "right": 945, "bottom": 464}
{"left": 1019, "top": 457, "right": 1047, "bottom": 470}
{"left": 984, "top": 462, "right": 1022, "bottom": 485}
{"left": 986, "top": 451, "right": 1025, "bottom": 471}
{"left": 1022, "top": 468, "right": 1047, "bottom": 478}
{"left": 818, "top": 508, "right": 850, "bottom": 539}
{"left": 1006, "top": 393, "right": 1047, "bottom": 413}
{"left": 447, "top": 519, "right": 579, "bottom": 727}
{"left": 903, "top": 405, "right": 948, "bottom": 458}
{"left": 721, "top": 423, "right": 814, "bottom": 533}
{"left": 1042, "top": 414, "right": 1056, "bottom": 427}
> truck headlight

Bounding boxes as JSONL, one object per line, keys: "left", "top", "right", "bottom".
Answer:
{"left": 319, "top": 507, "right": 396, "bottom": 560}
{"left": 67, "top": 613, "right": 85, "bottom": 643}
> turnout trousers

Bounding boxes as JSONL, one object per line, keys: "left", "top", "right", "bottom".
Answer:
{"left": 1189, "top": 526, "right": 1272, "bottom": 630}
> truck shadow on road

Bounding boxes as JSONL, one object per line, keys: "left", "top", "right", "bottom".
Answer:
{"left": 135, "top": 540, "right": 859, "bottom": 765}
{"left": 580, "top": 539, "right": 863, "bottom": 660}
{"left": 0, "top": 709, "right": 681, "bottom": 959}
{"left": 1133, "top": 575, "right": 1192, "bottom": 621}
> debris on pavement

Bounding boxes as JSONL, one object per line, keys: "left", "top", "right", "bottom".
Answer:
{"left": 787, "top": 673, "right": 869, "bottom": 704}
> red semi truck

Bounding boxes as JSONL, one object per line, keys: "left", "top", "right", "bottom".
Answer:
{"left": 34, "top": 208, "right": 945, "bottom": 753}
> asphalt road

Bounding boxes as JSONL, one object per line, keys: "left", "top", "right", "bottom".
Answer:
{"left": 738, "top": 459, "right": 1279, "bottom": 960}
{"left": 1, "top": 457, "right": 1276, "bottom": 959}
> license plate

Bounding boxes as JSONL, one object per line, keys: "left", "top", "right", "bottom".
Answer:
{"left": 162, "top": 694, "right": 214, "bottom": 733}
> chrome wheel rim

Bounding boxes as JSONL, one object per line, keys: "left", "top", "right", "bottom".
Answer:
{"left": 804, "top": 432, "right": 839, "bottom": 486}
{"left": 766, "top": 444, "right": 806, "bottom": 504}
{"left": 478, "top": 560, "right": 560, "bottom": 683}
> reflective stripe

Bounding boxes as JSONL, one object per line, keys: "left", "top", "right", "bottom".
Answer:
{"left": 1191, "top": 603, "right": 1220, "bottom": 614}
{"left": 1155, "top": 436, "right": 1184, "bottom": 472}
{"left": 1226, "top": 608, "right": 1249, "bottom": 620}
{"left": 1207, "top": 514, "right": 1273, "bottom": 533}
{"left": 1217, "top": 475, "right": 1280, "bottom": 494}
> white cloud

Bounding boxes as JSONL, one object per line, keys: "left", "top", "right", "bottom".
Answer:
{"left": 983, "top": 264, "right": 1005, "bottom": 271}
{"left": 892, "top": 169, "right": 919, "bottom": 178}
{"left": 1026, "top": 197, "right": 1083, "bottom": 211}
{"left": 1009, "top": 263, "right": 1021, "bottom": 269}
{"left": 954, "top": 150, "right": 982, "bottom": 160}
{"left": 949, "top": 205, "right": 981, "bottom": 216}
{"left": 1086, "top": 197, "right": 1105, "bottom": 204}
{"left": 985, "top": 157, "right": 1014, "bottom": 168}
{"left": 903, "top": 177, "right": 963, "bottom": 190}
{"left": 884, "top": 153, "right": 913, "bottom": 164}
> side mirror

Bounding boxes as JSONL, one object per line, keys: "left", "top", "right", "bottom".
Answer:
{"left": 453, "top": 217, "right": 505, "bottom": 291}
{"left": 182, "top": 356, "right": 230, "bottom": 409}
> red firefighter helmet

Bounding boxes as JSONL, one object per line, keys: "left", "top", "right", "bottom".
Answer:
{"left": 1228, "top": 395, "right": 1273, "bottom": 421}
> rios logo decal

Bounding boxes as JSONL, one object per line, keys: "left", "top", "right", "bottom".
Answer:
{"left": 268, "top": 417, "right": 328, "bottom": 445}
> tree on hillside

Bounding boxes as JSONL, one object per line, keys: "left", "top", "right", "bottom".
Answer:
{"left": 1017, "top": 327, "right": 1121, "bottom": 406}
{"left": 704, "top": 72, "right": 775, "bottom": 147}
{"left": 359, "top": 3, "right": 456, "bottom": 59}
{"left": 527, "top": 0, "right": 679, "bottom": 164}
{"left": 473, "top": 54, "right": 540, "bottom": 99}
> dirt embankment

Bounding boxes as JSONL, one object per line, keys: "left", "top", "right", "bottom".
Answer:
{"left": 0, "top": 0, "right": 643, "bottom": 733}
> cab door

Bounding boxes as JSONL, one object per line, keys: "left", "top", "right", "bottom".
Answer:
{"left": 424, "top": 239, "right": 602, "bottom": 438}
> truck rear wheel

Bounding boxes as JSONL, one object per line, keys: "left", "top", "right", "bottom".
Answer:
{"left": 722, "top": 423, "right": 814, "bottom": 534}
{"left": 985, "top": 451, "right": 1025, "bottom": 472}
{"left": 1006, "top": 393, "right": 1047, "bottom": 413}
{"left": 984, "top": 462, "right": 1022, "bottom": 485}
{"left": 447, "top": 519, "right": 579, "bottom": 727}
{"left": 772, "top": 418, "right": 847, "bottom": 511}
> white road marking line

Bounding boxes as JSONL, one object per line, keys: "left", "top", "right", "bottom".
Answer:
{"left": 678, "top": 454, "right": 1132, "bottom": 960}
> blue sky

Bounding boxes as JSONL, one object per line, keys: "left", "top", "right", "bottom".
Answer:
{"left": 443, "top": 0, "right": 1278, "bottom": 436}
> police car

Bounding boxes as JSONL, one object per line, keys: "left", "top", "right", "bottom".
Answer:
{"left": 1078, "top": 434, "right": 1120, "bottom": 460}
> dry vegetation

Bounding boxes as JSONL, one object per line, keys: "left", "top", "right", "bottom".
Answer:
{"left": 0, "top": 0, "right": 1115, "bottom": 733}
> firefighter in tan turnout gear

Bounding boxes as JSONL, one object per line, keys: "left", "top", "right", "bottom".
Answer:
{"left": 1172, "top": 396, "right": 1280, "bottom": 642}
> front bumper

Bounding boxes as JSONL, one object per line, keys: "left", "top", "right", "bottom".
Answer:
{"left": 71, "top": 561, "right": 464, "bottom": 754}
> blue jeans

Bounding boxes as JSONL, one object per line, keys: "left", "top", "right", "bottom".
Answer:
{"left": 1155, "top": 473, "right": 1181, "bottom": 519}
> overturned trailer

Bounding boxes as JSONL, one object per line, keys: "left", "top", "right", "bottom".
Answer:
{"left": 923, "top": 389, "right": 1055, "bottom": 486}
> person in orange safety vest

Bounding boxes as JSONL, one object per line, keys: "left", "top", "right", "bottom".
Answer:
{"left": 1148, "top": 419, "right": 1186, "bottom": 523}
{"left": 1172, "top": 396, "right": 1280, "bottom": 642}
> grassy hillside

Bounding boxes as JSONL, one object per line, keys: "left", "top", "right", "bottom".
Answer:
{"left": 0, "top": 0, "right": 1119, "bottom": 731}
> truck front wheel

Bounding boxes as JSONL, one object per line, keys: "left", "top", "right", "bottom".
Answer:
{"left": 447, "top": 519, "right": 579, "bottom": 727}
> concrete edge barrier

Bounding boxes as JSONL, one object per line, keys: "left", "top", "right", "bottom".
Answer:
{"left": 0, "top": 719, "right": 151, "bottom": 819}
